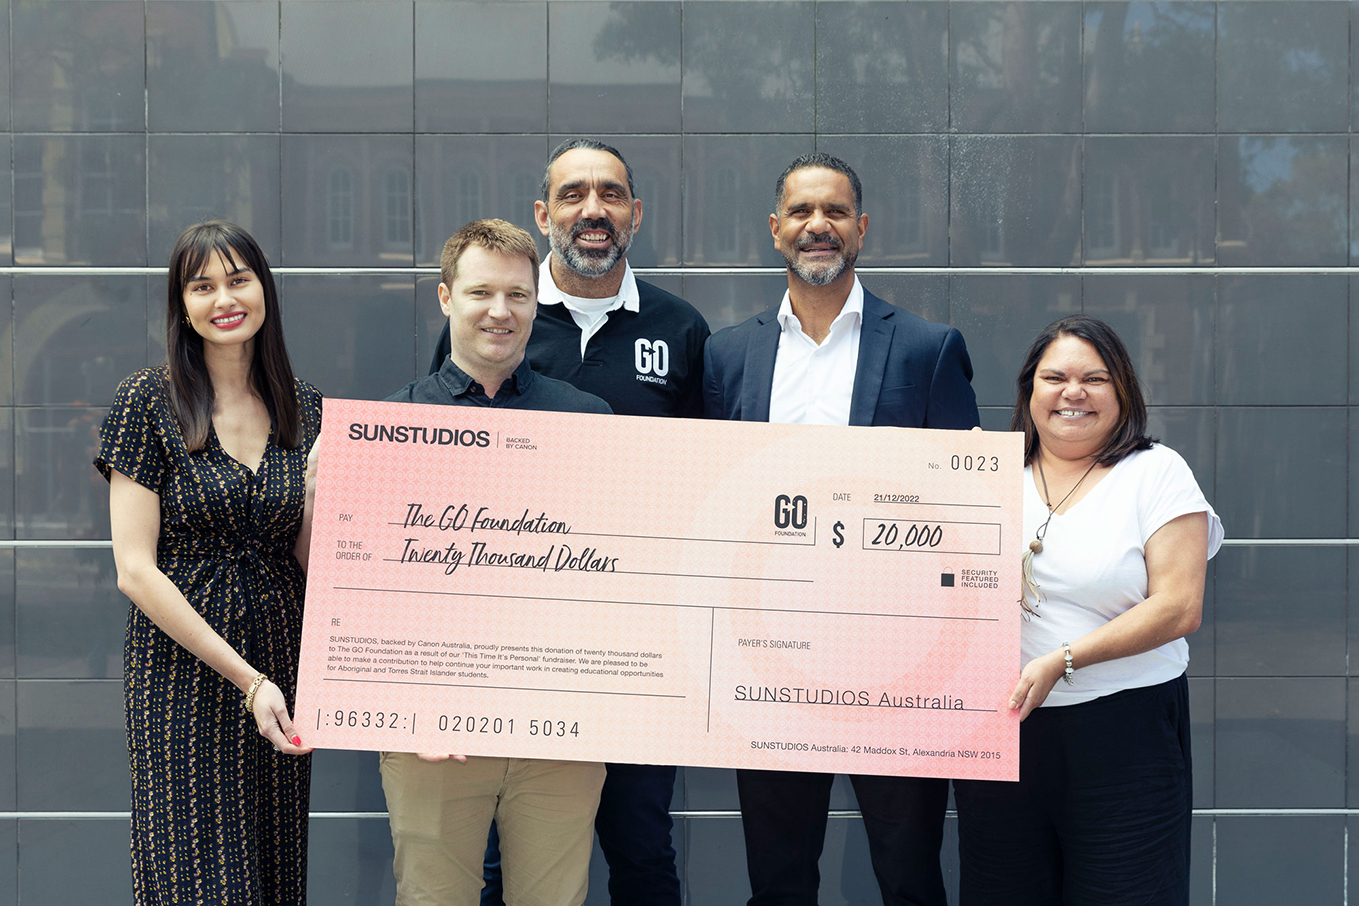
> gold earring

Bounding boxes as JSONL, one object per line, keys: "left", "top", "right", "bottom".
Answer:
{"left": 183, "top": 315, "right": 190, "bottom": 325}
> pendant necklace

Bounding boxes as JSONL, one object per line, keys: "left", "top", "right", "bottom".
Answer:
{"left": 1020, "top": 455, "right": 1099, "bottom": 616}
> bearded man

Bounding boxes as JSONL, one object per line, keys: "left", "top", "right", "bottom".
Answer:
{"left": 703, "top": 152, "right": 980, "bottom": 906}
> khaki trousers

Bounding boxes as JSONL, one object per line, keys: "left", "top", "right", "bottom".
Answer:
{"left": 379, "top": 753, "right": 606, "bottom": 906}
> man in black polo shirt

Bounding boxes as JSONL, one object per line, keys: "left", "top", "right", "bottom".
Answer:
{"left": 382, "top": 219, "right": 610, "bottom": 906}
{"left": 429, "top": 139, "right": 706, "bottom": 905}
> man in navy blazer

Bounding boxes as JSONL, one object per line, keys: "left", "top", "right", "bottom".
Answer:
{"left": 704, "top": 153, "right": 979, "bottom": 906}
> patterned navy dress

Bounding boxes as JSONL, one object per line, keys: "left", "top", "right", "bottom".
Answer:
{"left": 95, "top": 366, "right": 321, "bottom": 906}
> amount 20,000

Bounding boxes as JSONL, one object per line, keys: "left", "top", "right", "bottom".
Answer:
{"left": 869, "top": 522, "right": 944, "bottom": 550}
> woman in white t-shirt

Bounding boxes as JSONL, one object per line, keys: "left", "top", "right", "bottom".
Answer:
{"left": 954, "top": 316, "right": 1223, "bottom": 906}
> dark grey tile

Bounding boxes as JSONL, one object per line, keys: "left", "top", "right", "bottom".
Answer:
{"left": 1145, "top": 407, "right": 1216, "bottom": 506}
{"left": 1083, "top": 275, "right": 1214, "bottom": 406}
{"left": 0, "top": 281, "right": 12, "bottom": 406}
{"left": 1189, "top": 677, "right": 1212, "bottom": 809}
{"left": 682, "top": 765, "right": 738, "bottom": 812}
{"left": 416, "top": 1, "right": 547, "bottom": 133}
{"left": 414, "top": 135, "right": 549, "bottom": 267}
{"left": 1083, "top": 137, "right": 1214, "bottom": 266}
{"left": 306, "top": 816, "right": 397, "bottom": 904}
{"left": 0, "top": 683, "right": 13, "bottom": 810}
{"left": 0, "top": 821, "right": 13, "bottom": 906}
{"left": 550, "top": 1, "right": 681, "bottom": 134}
{"left": 0, "top": 1, "right": 11, "bottom": 131}
{"left": 1218, "top": 275, "right": 1346, "bottom": 406}
{"left": 1348, "top": 548, "right": 1359, "bottom": 676}
{"left": 817, "top": 135, "right": 948, "bottom": 267}
{"left": 147, "top": 275, "right": 169, "bottom": 370}
{"left": 1215, "top": 677, "right": 1345, "bottom": 809}
{"left": 17, "top": 680, "right": 128, "bottom": 810}
{"left": 1189, "top": 816, "right": 1212, "bottom": 906}
{"left": 416, "top": 275, "right": 446, "bottom": 375}
{"left": 280, "top": 1, "right": 413, "bottom": 132}
{"left": 950, "top": 136, "right": 1082, "bottom": 267}
{"left": 16, "top": 548, "right": 123, "bottom": 680}
{"left": 949, "top": 275, "right": 1082, "bottom": 408}
{"left": 1347, "top": 679, "right": 1359, "bottom": 804}
{"left": 950, "top": 2, "right": 1082, "bottom": 133}
{"left": 681, "top": 135, "right": 816, "bottom": 267}
{"left": 681, "top": 273, "right": 793, "bottom": 336}
{"left": 13, "top": 135, "right": 147, "bottom": 267}
{"left": 1351, "top": 277, "right": 1359, "bottom": 405}
{"left": 1216, "top": 816, "right": 1344, "bottom": 904}
{"left": 814, "top": 1, "right": 947, "bottom": 133}
{"left": 1083, "top": 3, "right": 1215, "bottom": 133}
{"left": 0, "top": 552, "right": 12, "bottom": 678}
{"left": 281, "top": 275, "right": 417, "bottom": 400}
{"left": 13, "top": 0, "right": 144, "bottom": 131}
{"left": 1216, "top": 547, "right": 1345, "bottom": 676}
{"left": 0, "top": 136, "right": 14, "bottom": 267}
{"left": 148, "top": 134, "right": 282, "bottom": 266}
{"left": 308, "top": 748, "right": 386, "bottom": 812}
{"left": 1219, "top": 1, "right": 1348, "bottom": 133}
{"left": 0, "top": 411, "right": 11, "bottom": 540}
{"left": 683, "top": 2, "right": 814, "bottom": 133}
{"left": 14, "top": 407, "right": 112, "bottom": 541}
{"left": 13, "top": 275, "right": 148, "bottom": 407}
{"left": 280, "top": 135, "right": 415, "bottom": 267}
{"left": 976, "top": 406, "right": 1010, "bottom": 432}
{"left": 856, "top": 275, "right": 949, "bottom": 327}
{"left": 147, "top": 0, "right": 280, "bottom": 132}
{"left": 18, "top": 818, "right": 133, "bottom": 905}
{"left": 683, "top": 815, "right": 751, "bottom": 905}
{"left": 1216, "top": 407, "right": 1346, "bottom": 539}
{"left": 551, "top": 134, "right": 682, "bottom": 269}
{"left": 1219, "top": 135, "right": 1348, "bottom": 267}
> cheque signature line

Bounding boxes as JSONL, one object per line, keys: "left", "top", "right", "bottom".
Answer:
{"left": 376, "top": 560, "right": 813, "bottom": 583}
{"left": 331, "top": 586, "right": 998, "bottom": 622}
{"left": 321, "top": 677, "right": 685, "bottom": 699}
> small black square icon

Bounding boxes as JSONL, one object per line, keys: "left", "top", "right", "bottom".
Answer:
{"left": 940, "top": 572, "right": 955, "bottom": 587}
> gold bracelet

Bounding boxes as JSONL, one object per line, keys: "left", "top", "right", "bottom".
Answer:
{"left": 243, "top": 673, "right": 268, "bottom": 713}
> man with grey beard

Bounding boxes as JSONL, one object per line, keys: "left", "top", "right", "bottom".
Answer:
{"left": 428, "top": 138, "right": 708, "bottom": 905}
{"left": 703, "top": 152, "right": 979, "bottom": 906}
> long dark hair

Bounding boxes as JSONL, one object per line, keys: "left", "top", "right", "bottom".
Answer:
{"left": 165, "top": 221, "right": 301, "bottom": 451}
{"left": 1011, "top": 315, "right": 1155, "bottom": 466}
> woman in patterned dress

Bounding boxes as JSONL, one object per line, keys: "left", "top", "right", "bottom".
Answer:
{"left": 95, "top": 221, "right": 320, "bottom": 905}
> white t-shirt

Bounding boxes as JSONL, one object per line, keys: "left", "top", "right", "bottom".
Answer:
{"left": 1022, "top": 444, "right": 1224, "bottom": 707}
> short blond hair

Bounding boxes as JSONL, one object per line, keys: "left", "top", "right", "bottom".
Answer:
{"left": 440, "top": 219, "right": 541, "bottom": 293}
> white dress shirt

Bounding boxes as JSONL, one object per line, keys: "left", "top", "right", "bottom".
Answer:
{"left": 768, "top": 278, "right": 864, "bottom": 426}
{"left": 537, "top": 255, "right": 641, "bottom": 358}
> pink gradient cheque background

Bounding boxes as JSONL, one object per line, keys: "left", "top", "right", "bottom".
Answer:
{"left": 296, "top": 399, "right": 1023, "bottom": 781}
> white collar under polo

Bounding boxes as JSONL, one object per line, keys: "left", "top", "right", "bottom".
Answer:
{"left": 538, "top": 254, "right": 641, "bottom": 358}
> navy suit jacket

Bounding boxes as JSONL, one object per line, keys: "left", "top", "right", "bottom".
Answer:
{"left": 703, "top": 289, "right": 980, "bottom": 429}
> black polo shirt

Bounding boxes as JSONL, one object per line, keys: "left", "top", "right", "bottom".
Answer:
{"left": 389, "top": 356, "right": 611, "bottom": 415}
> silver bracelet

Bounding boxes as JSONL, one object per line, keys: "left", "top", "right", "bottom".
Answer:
{"left": 1060, "top": 642, "right": 1075, "bottom": 685}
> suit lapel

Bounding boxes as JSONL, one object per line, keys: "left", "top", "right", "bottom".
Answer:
{"left": 848, "top": 292, "right": 895, "bottom": 426}
{"left": 742, "top": 307, "right": 782, "bottom": 422}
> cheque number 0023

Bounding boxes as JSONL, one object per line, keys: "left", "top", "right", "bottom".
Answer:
{"left": 951, "top": 454, "right": 1000, "bottom": 472}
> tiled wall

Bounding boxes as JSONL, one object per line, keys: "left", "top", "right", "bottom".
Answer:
{"left": 0, "top": 1, "right": 1355, "bottom": 903}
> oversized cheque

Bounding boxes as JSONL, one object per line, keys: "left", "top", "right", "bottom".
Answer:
{"left": 295, "top": 398, "right": 1023, "bottom": 781}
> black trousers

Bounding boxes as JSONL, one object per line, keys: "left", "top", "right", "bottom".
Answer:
{"left": 736, "top": 769, "right": 949, "bottom": 906}
{"left": 953, "top": 674, "right": 1192, "bottom": 906}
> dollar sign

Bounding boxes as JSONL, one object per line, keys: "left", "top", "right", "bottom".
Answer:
{"left": 832, "top": 521, "right": 844, "bottom": 548}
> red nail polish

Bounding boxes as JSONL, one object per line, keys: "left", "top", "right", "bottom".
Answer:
{"left": 292, "top": 735, "right": 302, "bottom": 747}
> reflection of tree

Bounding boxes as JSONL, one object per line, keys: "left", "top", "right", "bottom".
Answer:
{"left": 1084, "top": 2, "right": 1214, "bottom": 130}
{"left": 594, "top": 3, "right": 810, "bottom": 107}
{"left": 1238, "top": 138, "right": 1346, "bottom": 261}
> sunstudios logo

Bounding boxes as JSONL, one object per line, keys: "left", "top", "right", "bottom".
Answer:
{"left": 348, "top": 423, "right": 491, "bottom": 447}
